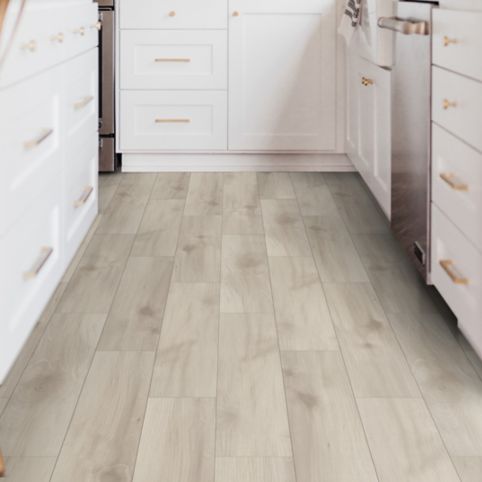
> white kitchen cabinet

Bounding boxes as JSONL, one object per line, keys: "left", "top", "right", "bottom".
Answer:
{"left": 346, "top": 53, "right": 391, "bottom": 217}
{"left": 228, "top": 0, "right": 336, "bottom": 151}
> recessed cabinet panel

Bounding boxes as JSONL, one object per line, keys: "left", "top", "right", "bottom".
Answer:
{"left": 121, "top": 30, "right": 227, "bottom": 90}
{"left": 228, "top": 1, "right": 336, "bottom": 151}
{"left": 121, "top": 90, "right": 228, "bottom": 151}
{"left": 120, "top": 0, "right": 227, "bottom": 29}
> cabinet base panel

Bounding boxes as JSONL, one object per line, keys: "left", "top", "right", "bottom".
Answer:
{"left": 121, "top": 153, "right": 354, "bottom": 172}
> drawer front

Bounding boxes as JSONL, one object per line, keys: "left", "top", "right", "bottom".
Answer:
{"left": 120, "top": 0, "right": 227, "bottom": 29}
{"left": 432, "top": 66, "right": 482, "bottom": 152}
{"left": 431, "top": 205, "right": 482, "bottom": 326}
{"left": 0, "top": 1, "right": 98, "bottom": 88}
{"left": 0, "top": 67, "right": 61, "bottom": 236}
{"left": 120, "top": 90, "right": 228, "bottom": 150}
{"left": 121, "top": 30, "right": 227, "bottom": 90}
{"left": 63, "top": 48, "right": 98, "bottom": 141}
{"left": 0, "top": 184, "right": 63, "bottom": 382}
{"left": 64, "top": 135, "right": 98, "bottom": 264}
{"left": 432, "top": 124, "right": 482, "bottom": 250}
{"left": 433, "top": 9, "right": 482, "bottom": 82}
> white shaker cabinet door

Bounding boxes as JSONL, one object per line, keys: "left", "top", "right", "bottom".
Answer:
{"left": 228, "top": 0, "right": 336, "bottom": 151}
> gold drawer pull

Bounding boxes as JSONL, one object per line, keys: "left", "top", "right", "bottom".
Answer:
{"left": 439, "top": 259, "right": 468, "bottom": 285}
{"left": 74, "top": 95, "right": 94, "bottom": 110}
{"left": 50, "top": 32, "right": 64, "bottom": 43}
{"left": 155, "top": 118, "right": 191, "bottom": 124}
{"left": 168, "top": 10, "right": 176, "bottom": 17}
{"left": 232, "top": 11, "right": 240, "bottom": 17}
{"left": 155, "top": 57, "right": 191, "bottom": 63}
{"left": 21, "top": 40, "right": 37, "bottom": 52}
{"left": 74, "top": 185, "right": 94, "bottom": 208}
{"left": 24, "top": 128, "right": 54, "bottom": 150}
{"left": 440, "top": 172, "right": 468, "bottom": 192}
{"left": 361, "top": 76, "right": 374, "bottom": 86}
{"left": 91, "top": 21, "right": 102, "bottom": 31}
{"left": 73, "top": 26, "right": 86, "bottom": 36}
{"left": 443, "top": 36, "right": 458, "bottom": 47}
{"left": 442, "top": 99, "right": 457, "bottom": 110}
{"left": 24, "top": 247, "right": 54, "bottom": 280}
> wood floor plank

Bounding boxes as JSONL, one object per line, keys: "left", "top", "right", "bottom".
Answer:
{"left": 56, "top": 234, "right": 133, "bottom": 314}
{"left": 358, "top": 398, "right": 460, "bottom": 482}
{"left": 0, "top": 314, "right": 105, "bottom": 457}
{"left": 389, "top": 312, "right": 482, "bottom": 404}
{"left": 268, "top": 257, "right": 338, "bottom": 351}
{"left": 150, "top": 283, "right": 219, "bottom": 397}
{"left": 131, "top": 200, "right": 184, "bottom": 257}
{"left": 96, "top": 174, "right": 155, "bottom": 234}
{"left": 215, "top": 457, "right": 296, "bottom": 482}
{"left": 150, "top": 172, "right": 190, "bottom": 200}
{"left": 99, "top": 173, "right": 121, "bottom": 213}
{"left": 51, "top": 351, "right": 154, "bottom": 482}
{"left": 220, "top": 235, "right": 273, "bottom": 314}
{"left": 261, "top": 199, "right": 312, "bottom": 257}
{"left": 132, "top": 398, "right": 215, "bottom": 482}
{"left": 97, "top": 257, "right": 173, "bottom": 351}
{"left": 0, "top": 281, "right": 67, "bottom": 399}
{"left": 290, "top": 172, "right": 338, "bottom": 216}
{"left": 304, "top": 215, "right": 369, "bottom": 282}
{"left": 217, "top": 313, "right": 291, "bottom": 457}
{"left": 324, "top": 283, "right": 420, "bottom": 398}
{"left": 452, "top": 456, "right": 482, "bottom": 482}
{"left": 3, "top": 457, "right": 56, "bottom": 482}
{"left": 281, "top": 351, "right": 378, "bottom": 482}
{"left": 184, "top": 172, "right": 223, "bottom": 215}
{"left": 257, "top": 173, "right": 295, "bottom": 200}
{"left": 223, "top": 172, "right": 263, "bottom": 235}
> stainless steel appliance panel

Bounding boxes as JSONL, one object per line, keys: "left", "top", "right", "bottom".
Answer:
{"left": 386, "top": 2, "right": 434, "bottom": 281}
{"left": 99, "top": 9, "right": 115, "bottom": 136}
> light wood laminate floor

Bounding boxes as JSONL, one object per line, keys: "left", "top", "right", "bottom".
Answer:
{"left": 1, "top": 172, "right": 482, "bottom": 482}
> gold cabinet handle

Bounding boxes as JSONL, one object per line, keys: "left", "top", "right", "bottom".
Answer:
{"left": 155, "top": 57, "right": 191, "bottom": 63}
{"left": 443, "top": 36, "right": 458, "bottom": 47}
{"left": 24, "top": 128, "right": 54, "bottom": 150}
{"left": 168, "top": 10, "right": 176, "bottom": 17}
{"left": 439, "top": 259, "right": 468, "bottom": 285}
{"left": 442, "top": 99, "right": 457, "bottom": 110}
{"left": 21, "top": 39, "right": 37, "bottom": 52}
{"left": 91, "top": 21, "right": 102, "bottom": 31}
{"left": 232, "top": 11, "right": 240, "bottom": 17}
{"left": 50, "top": 32, "right": 64, "bottom": 43}
{"left": 73, "top": 26, "right": 86, "bottom": 36}
{"left": 74, "top": 185, "right": 94, "bottom": 208}
{"left": 361, "top": 76, "right": 374, "bottom": 86}
{"left": 74, "top": 95, "right": 94, "bottom": 110}
{"left": 155, "top": 118, "right": 191, "bottom": 123}
{"left": 439, "top": 172, "right": 468, "bottom": 192}
{"left": 24, "top": 247, "right": 54, "bottom": 280}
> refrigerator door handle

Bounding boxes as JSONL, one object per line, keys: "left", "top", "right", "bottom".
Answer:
{"left": 378, "top": 16, "right": 430, "bottom": 36}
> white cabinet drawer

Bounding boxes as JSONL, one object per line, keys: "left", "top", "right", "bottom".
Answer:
{"left": 0, "top": 184, "right": 63, "bottom": 382}
{"left": 431, "top": 205, "right": 482, "bottom": 357}
{"left": 432, "top": 66, "right": 482, "bottom": 152}
{"left": 432, "top": 124, "right": 482, "bottom": 251}
{"left": 0, "top": 1, "right": 98, "bottom": 89}
{"left": 433, "top": 9, "right": 482, "bottom": 82}
{"left": 64, "top": 134, "right": 98, "bottom": 264}
{"left": 120, "top": 0, "right": 227, "bottom": 29}
{"left": 120, "top": 90, "right": 228, "bottom": 151}
{"left": 63, "top": 49, "right": 98, "bottom": 141}
{"left": 0, "top": 67, "right": 61, "bottom": 236}
{"left": 120, "top": 30, "right": 227, "bottom": 90}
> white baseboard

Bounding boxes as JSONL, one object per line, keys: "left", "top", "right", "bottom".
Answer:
{"left": 121, "top": 153, "right": 355, "bottom": 172}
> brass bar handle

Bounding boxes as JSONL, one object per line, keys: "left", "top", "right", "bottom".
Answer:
{"left": 73, "top": 26, "right": 86, "bottom": 36}
{"left": 377, "top": 16, "right": 430, "bottom": 36}
{"left": 50, "top": 32, "right": 64, "bottom": 43}
{"left": 168, "top": 10, "right": 176, "bottom": 17}
{"left": 232, "top": 11, "right": 240, "bottom": 17}
{"left": 443, "top": 36, "right": 458, "bottom": 47}
{"left": 155, "top": 57, "right": 191, "bottom": 63}
{"left": 443, "top": 99, "right": 457, "bottom": 110}
{"left": 74, "top": 185, "right": 94, "bottom": 208}
{"left": 439, "top": 259, "right": 469, "bottom": 285}
{"left": 361, "top": 76, "right": 374, "bottom": 86}
{"left": 21, "top": 39, "right": 37, "bottom": 52}
{"left": 439, "top": 172, "right": 468, "bottom": 192}
{"left": 24, "top": 128, "right": 54, "bottom": 150}
{"left": 155, "top": 118, "right": 191, "bottom": 124}
{"left": 74, "top": 95, "right": 94, "bottom": 110}
{"left": 91, "top": 21, "right": 102, "bottom": 31}
{"left": 24, "top": 247, "right": 54, "bottom": 280}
